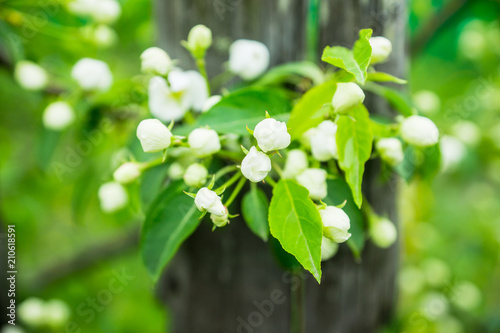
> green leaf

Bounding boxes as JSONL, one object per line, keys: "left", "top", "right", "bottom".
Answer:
{"left": 324, "top": 179, "right": 365, "bottom": 258}
{"left": 241, "top": 185, "right": 270, "bottom": 241}
{"left": 141, "top": 181, "right": 202, "bottom": 281}
{"left": 336, "top": 105, "right": 373, "bottom": 208}
{"left": 140, "top": 163, "right": 168, "bottom": 210}
{"left": 255, "top": 61, "right": 325, "bottom": 86}
{"left": 363, "top": 82, "right": 415, "bottom": 117}
{"left": 321, "top": 29, "right": 372, "bottom": 84}
{"left": 269, "top": 180, "right": 323, "bottom": 283}
{"left": 367, "top": 72, "right": 407, "bottom": 84}
{"left": 176, "top": 87, "right": 292, "bottom": 136}
{"left": 370, "top": 116, "right": 398, "bottom": 138}
{"left": 287, "top": 80, "right": 337, "bottom": 139}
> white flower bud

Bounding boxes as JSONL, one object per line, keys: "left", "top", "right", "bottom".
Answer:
{"left": 18, "top": 297, "right": 45, "bottom": 327}
{"left": 92, "top": 24, "right": 117, "bottom": 47}
{"left": 229, "top": 39, "right": 270, "bottom": 80}
{"left": 44, "top": 299, "right": 71, "bottom": 327}
{"left": 194, "top": 187, "right": 226, "bottom": 216}
{"left": 319, "top": 206, "right": 351, "bottom": 243}
{"left": 188, "top": 128, "right": 221, "bottom": 157}
{"left": 71, "top": 58, "right": 113, "bottom": 91}
{"left": 310, "top": 120, "right": 338, "bottom": 161}
{"left": 331, "top": 82, "right": 365, "bottom": 114}
{"left": 241, "top": 146, "right": 272, "bottom": 182}
{"left": 296, "top": 168, "right": 327, "bottom": 200}
{"left": 113, "top": 162, "right": 142, "bottom": 184}
{"left": 321, "top": 236, "right": 339, "bottom": 261}
{"left": 253, "top": 118, "right": 291, "bottom": 152}
{"left": 300, "top": 127, "right": 318, "bottom": 150}
{"left": 440, "top": 135, "right": 466, "bottom": 172}
{"left": 14, "top": 61, "right": 48, "bottom": 91}
{"left": 369, "top": 218, "right": 397, "bottom": 248}
{"left": 400, "top": 115, "right": 439, "bottom": 147}
{"left": 376, "top": 138, "right": 404, "bottom": 166}
{"left": 369, "top": 36, "right": 392, "bottom": 64}
{"left": 140, "top": 47, "right": 172, "bottom": 75}
{"left": 98, "top": 182, "right": 128, "bottom": 213}
{"left": 136, "top": 119, "right": 173, "bottom": 153}
{"left": 42, "top": 101, "right": 75, "bottom": 131}
{"left": 202, "top": 95, "right": 222, "bottom": 112}
{"left": 168, "top": 162, "right": 185, "bottom": 180}
{"left": 413, "top": 90, "right": 441, "bottom": 115}
{"left": 183, "top": 163, "right": 208, "bottom": 187}
{"left": 283, "top": 149, "right": 308, "bottom": 179}
{"left": 186, "top": 24, "right": 212, "bottom": 54}
{"left": 210, "top": 212, "right": 229, "bottom": 228}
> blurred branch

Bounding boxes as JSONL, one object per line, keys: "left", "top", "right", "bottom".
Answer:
{"left": 411, "top": 0, "right": 470, "bottom": 57}
{"left": 31, "top": 225, "right": 140, "bottom": 290}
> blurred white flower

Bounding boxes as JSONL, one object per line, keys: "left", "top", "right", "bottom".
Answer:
{"left": 68, "top": 0, "right": 121, "bottom": 24}
{"left": 413, "top": 90, "right": 441, "bottom": 115}
{"left": 14, "top": 61, "right": 48, "bottom": 91}
{"left": 194, "top": 187, "right": 226, "bottom": 216}
{"left": 229, "top": 39, "right": 270, "bottom": 80}
{"left": 420, "top": 292, "right": 449, "bottom": 320}
{"left": 310, "top": 120, "right": 338, "bottom": 161}
{"left": 399, "top": 266, "right": 425, "bottom": 295}
{"left": 183, "top": 163, "right": 208, "bottom": 187}
{"left": 300, "top": 127, "right": 318, "bottom": 150}
{"left": 451, "top": 120, "right": 480, "bottom": 147}
{"left": 71, "top": 58, "right": 113, "bottom": 91}
{"left": 451, "top": 281, "right": 482, "bottom": 311}
{"left": 168, "top": 162, "right": 185, "bottom": 180}
{"left": 98, "top": 182, "right": 128, "bottom": 213}
{"left": 369, "top": 36, "right": 392, "bottom": 64}
{"left": 283, "top": 149, "right": 308, "bottom": 179}
{"left": 202, "top": 95, "right": 222, "bottom": 112}
{"left": 136, "top": 119, "right": 173, "bottom": 153}
{"left": 241, "top": 146, "right": 272, "bottom": 182}
{"left": 44, "top": 299, "right": 71, "bottom": 327}
{"left": 141, "top": 47, "right": 172, "bottom": 75}
{"left": 113, "top": 162, "right": 142, "bottom": 184}
{"left": 321, "top": 236, "right": 339, "bottom": 261}
{"left": 421, "top": 258, "right": 451, "bottom": 287}
{"left": 296, "top": 168, "right": 327, "bottom": 200}
{"left": 210, "top": 211, "right": 229, "bottom": 228}
{"left": 19, "top": 298, "right": 45, "bottom": 327}
{"left": 43, "top": 101, "right": 75, "bottom": 131}
{"left": 440, "top": 135, "right": 466, "bottom": 172}
{"left": 93, "top": 24, "right": 117, "bottom": 47}
{"left": 169, "top": 70, "right": 208, "bottom": 112}
{"left": 1, "top": 325, "right": 26, "bottom": 333}
{"left": 400, "top": 115, "right": 439, "bottom": 147}
{"left": 369, "top": 217, "right": 397, "bottom": 248}
{"left": 319, "top": 206, "right": 351, "bottom": 243}
{"left": 188, "top": 128, "right": 221, "bottom": 157}
{"left": 186, "top": 24, "right": 212, "bottom": 54}
{"left": 331, "top": 82, "right": 365, "bottom": 114}
{"left": 458, "top": 20, "right": 487, "bottom": 60}
{"left": 148, "top": 76, "right": 186, "bottom": 122}
{"left": 253, "top": 118, "right": 291, "bottom": 152}
{"left": 376, "top": 138, "right": 404, "bottom": 166}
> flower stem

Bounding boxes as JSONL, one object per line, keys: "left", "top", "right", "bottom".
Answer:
{"left": 264, "top": 176, "right": 277, "bottom": 188}
{"left": 213, "top": 165, "right": 239, "bottom": 182}
{"left": 224, "top": 176, "right": 247, "bottom": 207}
{"left": 215, "top": 171, "right": 241, "bottom": 193}
{"left": 196, "top": 58, "right": 211, "bottom": 96}
{"left": 290, "top": 271, "right": 306, "bottom": 333}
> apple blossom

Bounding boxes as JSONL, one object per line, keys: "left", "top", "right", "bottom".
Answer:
{"left": 321, "top": 236, "right": 339, "bottom": 261}
{"left": 98, "top": 182, "right": 128, "bottom": 213}
{"left": 296, "top": 168, "right": 327, "bottom": 200}
{"left": 14, "top": 61, "right": 48, "bottom": 91}
{"left": 71, "top": 58, "right": 113, "bottom": 91}
{"left": 283, "top": 149, "right": 308, "bottom": 179}
{"left": 141, "top": 47, "right": 172, "bottom": 75}
{"left": 241, "top": 146, "right": 272, "bottom": 182}
{"left": 183, "top": 163, "right": 208, "bottom": 187}
{"left": 400, "top": 115, "right": 439, "bottom": 147}
{"left": 194, "top": 187, "right": 226, "bottom": 216}
{"left": 310, "top": 120, "right": 338, "bottom": 161}
{"left": 42, "top": 101, "right": 75, "bottom": 131}
{"left": 369, "top": 36, "right": 392, "bottom": 64}
{"left": 369, "top": 218, "right": 397, "bottom": 248}
{"left": 188, "top": 128, "right": 221, "bottom": 157}
{"left": 319, "top": 206, "right": 351, "bottom": 243}
{"left": 136, "top": 119, "right": 173, "bottom": 153}
{"left": 229, "top": 39, "right": 270, "bottom": 80}
{"left": 113, "top": 162, "right": 142, "bottom": 184}
{"left": 376, "top": 138, "right": 404, "bottom": 166}
{"left": 331, "top": 82, "right": 365, "bottom": 114}
{"left": 253, "top": 118, "right": 291, "bottom": 152}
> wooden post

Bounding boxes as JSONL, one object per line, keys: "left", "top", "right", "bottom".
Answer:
{"left": 154, "top": 0, "right": 406, "bottom": 331}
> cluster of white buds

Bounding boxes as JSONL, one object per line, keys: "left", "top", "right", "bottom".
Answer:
{"left": 229, "top": 39, "right": 270, "bottom": 80}
{"left": 331, "top": 82, "right": 365, "bottom": 114}
{"left": 369, "top": 36, "right": 392, "bottom": 64}
{"left": 42, "top": 101, "right": 75, "bottom": 131}
{"left": 140, "top": 47, "right": 173, "bottom": 75}
{"left": 319, "top": 206, "right": 351, "bottom": 243}
{"left": 296, "top": 168, "right": 327, "bottom": 200}
{"left": 376, "top": 138, "right": 404, "bottom": 166}
{"left": 71, "top": 58, "right": 113, "bottom": 91}
{"left": 14, "top": 61, "right": 48, "bottom": 91}
{"left": 400, "top": 115, "right": 439, "bottom": 147}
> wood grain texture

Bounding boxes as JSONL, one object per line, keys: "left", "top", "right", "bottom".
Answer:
{"left": 154, "top": 0, "right": 406, "bottom": 332}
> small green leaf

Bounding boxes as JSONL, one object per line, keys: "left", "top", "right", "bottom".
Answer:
{"left": 241, "top": 185, "right": 270, "bottom": 241}
{"left": 269, "top": 180, "right": 323, "bottom": 283}
{"left": 363, "top": 82, "right": 415, "bottom": 117}
{"left": 336, "top": 105, "right": 374, "bottom": 208}
{"left": 353, "top": 29, "right": 373, "bottom": 78}
{"left": 141, "top": 181, "right": 202, "bottom": 281}
{"left": 287, "top": 79, "right": 337, "bottom": 139}
{"left": 367, "top": 72, "right": 407, "bottom": 84}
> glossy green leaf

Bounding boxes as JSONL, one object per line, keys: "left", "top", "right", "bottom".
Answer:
{"left": 324, "top": 179, "right": 365, "bottom": 258}
{"left": 336, "top": 105, "right": 373, "bottom": 208}
{"left": 367, "top": 72, "right": 407, "bottom": 84}
{"left": 269, "top": 180, "right": 323, "bottom": 283}
{"left": 241, "top": 185, "right": 270, "bottom": 241}
{"left": 141, "top": 181, "right": 202, "bottom": 281}
{"left": 287, "top": 79, "right": 337, "bottom": 139}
